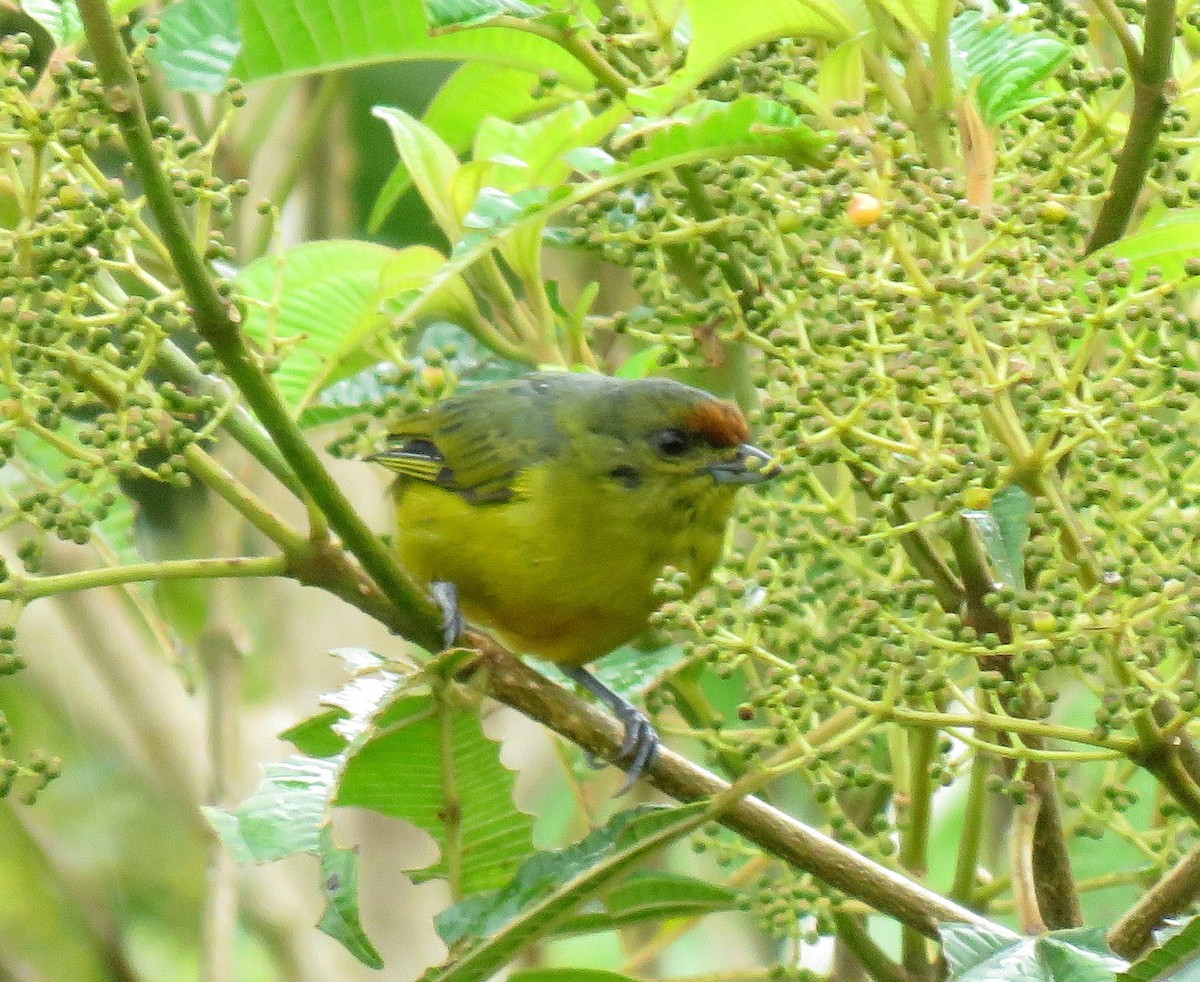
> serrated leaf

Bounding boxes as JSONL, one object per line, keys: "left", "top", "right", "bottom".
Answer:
{"left": 298, "top": 363, "right": 399, "bottom": 429}
{"left": 429, "top": 803, "right": 711, "bottom": 982}
{"left": 316, "top": 829, "right": 382, "bottom": 969}
{"left": 1100, "top": 210, "right": 1200, "bottom": 284}
{"left": 144, "top": 0, "right": 241, "bottom": 94}
{"left": 630, "top": 0, "right": 852, "bottom": 109}
{"left": 335, "top": 687, "right": 535, "bottom": 895}
{"left": 238, "top": 241, "right": 477, "bottom": 412}
{"left": 19, "top": 0, "right": 81, "bottom": 46}
{"left": 875, "top": 0, "right": 937, "bottom": 37}
{"left": 950, "top": 10, "right": 1069, "bottom": 127}
{"left": 816, "top": 38, "right": 865, "bottom": 110}
{"left": 206, "top": 755, "right": 340, "bottom": 863}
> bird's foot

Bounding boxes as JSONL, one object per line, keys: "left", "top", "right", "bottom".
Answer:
{"left": 562, "top": 665, "right": 660, "bottom": 795}
{"left": 612, "top": 703, "right": 660, "bottom": 796}
{"left": 430, "top": 580, "right": 465, "bottom": 650}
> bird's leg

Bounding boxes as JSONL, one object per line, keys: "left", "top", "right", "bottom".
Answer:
{"left": 562, "top": 665, "right": 659, "bottom": 794}
{"left": 430, "top": 580, "right": 465, "bottom": 650}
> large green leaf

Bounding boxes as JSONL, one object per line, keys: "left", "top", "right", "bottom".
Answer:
{"left": 236, "top": 0, "right": 591, "bottom": 86}
{"left": 429, "top": 803, "right": 711, "bottom": 982}
{"left": 626, "top": 96, "right": 828, "bottom": 169}
{"left": 1100, "top": 210, "right": 1200, "bottom": 284}
{"left": 941, "top": 924, "right": 1125, "bottom": 981}
{"left": 237, "top": 240, "right": 490, "bottom": 414}
{"left": 950, "top": 9, "right": 1069, "bottom": 126}
{"left": 633, "top": 0, "right": 854, "bottom": 108}
{"left": 144, "top": 0, "right": 241, "bottom": 94}
{"left": 554, "top": 871, "right": 740, "bottom": 935}
{"left": 211, "top": 647, "right": 535, "bottom": 967}
{"left": 424, "top": 62, "right": 574, "bottom": 152}
{"left": 372, "top": 107, "right": 464, "bottom": 243}
{"left": 423, "top": 0, "right": 558, "bottom": 30}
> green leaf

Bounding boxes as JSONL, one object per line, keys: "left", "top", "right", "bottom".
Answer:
{"left": 429, "top": 803, "right": 712, "bottom": 982}
{"left": 19, "top": 0, "right": 81, "bottom": 46}
{"left": 875, "top": 0, "right": 937, "bottom": 37}
{"left": 627, "top": 96, "right": 829, "bottom": 169}
{"left": 1100, "top": 210, "right": 1200, "bottom": 284}
{"left": 205, "top": 755, "right": 340, "bottom": 863}
{"left": 144, "top": 0, "right": 241, "bottom": 94}
{"left": 590, "top": 643, "right": 684, "bottom": 701}
{"left": 816, "top": 38, "right": 865, "bottom": 110}
{"left": 1121, "top": 915, "right": 1200, "bottom": 981}
{"left": 336, "top": 691, "right": 535, "bottom": 894}
{"left": 961, "top": 484, "right": 1033, "bottom": 592}
{"left": 215, "top": 647, "right": 534, "bottom": 967}
{"left": 316, "top": 829, "right": 382, "bottom": 970}
{"left": 554, "top": 871, "right": 740, "bottom": 935}
{"left": 941, "top": 924, "right": 1125, "bottom": 981}
{"left": 423, "top": 62, "right": 573, "bottom": 153}
{"left": 238, "top": 241, "right": 477, "bottom": 412}
{"left": 423, "top": 0, "right": 549, "bottom": 30}
{"left": 236, "top": 0, "right": 591, "bottom": 87}
{"left": 631, "top": 0, "right": 853, "bottom": 108}
{"left": 372, "top": 106, "right": 464, "bottom": 242}
{"left": 950, "top": 9, "right": 1069, "bottom": 126}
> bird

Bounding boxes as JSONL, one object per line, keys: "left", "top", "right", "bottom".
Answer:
{"left": 367, "top": 371, "right": 779, "bottom": 791}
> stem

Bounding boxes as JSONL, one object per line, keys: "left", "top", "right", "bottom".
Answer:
{"left": 1085, "top": 0, "right": 1177, "bottom": 252}
{"left": 1107, "top": 842, "right": 1200, "bottom": 958}
{"left": 950, "top": 752, "right": 991, "bottom": 905}
{"left": 1089, "top": 0, "right": 1144, "bottom": 72}
{"left": 476, "top": 642, "right": 1010, "bottom": 941}
{"left": 199, "top": 627, "right": 243, "bottom": 982}
{"left": 1010, "top": 795, "right": 1048, "bottom": 935}
{"left": 78, "top": 0, "right": 443, "bottom": 653}
{"left": 833, "top": 912, "right": 916, "bottom": 982}
{"left": 0, "top": 555, "right": 287, "bottom": 602}
{"left": 900, "top": 728, "right": 935, "bottom": 978}
{"left": 154, "top": 338, "right": 305, "bottom": 499}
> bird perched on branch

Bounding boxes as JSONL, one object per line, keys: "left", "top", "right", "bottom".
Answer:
{"left": 368, "top": 371, "right": 779, "bottom": 791}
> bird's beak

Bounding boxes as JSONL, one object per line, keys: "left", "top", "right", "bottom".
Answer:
{"left": 707, "top": 444, "right": 781, "bottom": 485}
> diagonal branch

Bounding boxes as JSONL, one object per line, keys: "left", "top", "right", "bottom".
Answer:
{"left": 476, "top": 639, "right": 1008, "bottom": 941}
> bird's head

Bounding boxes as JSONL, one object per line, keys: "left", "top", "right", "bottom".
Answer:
{"left": 555, "top": 375, "right": 780, "bottom": 499}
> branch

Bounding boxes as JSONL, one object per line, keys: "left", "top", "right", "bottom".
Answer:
{"left": 1085, "top": 0, "right": 1177, "bottom": 253}
{"left": 77, "top": 0, "right": 443, "bottom": 653}
{"left": 0, "top": 555, "right": 287, "bottom": 602}
{"left": 475, "top": 640, "right": 1009, "bottom": 940}
{"left": 1107, "top": 841, "right": 1200, "bottom": 958}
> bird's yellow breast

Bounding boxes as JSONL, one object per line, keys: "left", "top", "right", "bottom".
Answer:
{"left": 392, "top": 463, "right": 737, "bottom": 666}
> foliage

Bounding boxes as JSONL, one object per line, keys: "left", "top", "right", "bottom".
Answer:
{"left": 4, "top": 0, "right": 1200, "bottom": 980}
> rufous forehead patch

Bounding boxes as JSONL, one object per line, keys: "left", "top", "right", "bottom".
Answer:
{"left": 685, "top": 400, "right": 750, "bottom": 447}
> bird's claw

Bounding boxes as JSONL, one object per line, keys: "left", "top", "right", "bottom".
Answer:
{"left": 430, "top": 581, "right": 464, "bottom": 650}
{"left": 613, "top": 704, "right": 659, "bottom": 796}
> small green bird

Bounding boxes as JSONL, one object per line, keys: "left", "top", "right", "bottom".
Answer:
{"left": 368, "top": 372, "right": 779, "bottom": 789}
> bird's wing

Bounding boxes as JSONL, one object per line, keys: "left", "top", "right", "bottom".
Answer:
{"left": 381, "top": 381, "right": 551, "bottom": 504}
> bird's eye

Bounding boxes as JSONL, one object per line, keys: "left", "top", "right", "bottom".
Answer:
{"left": 651, "top": 428, "right": 692, "bottom": 457}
